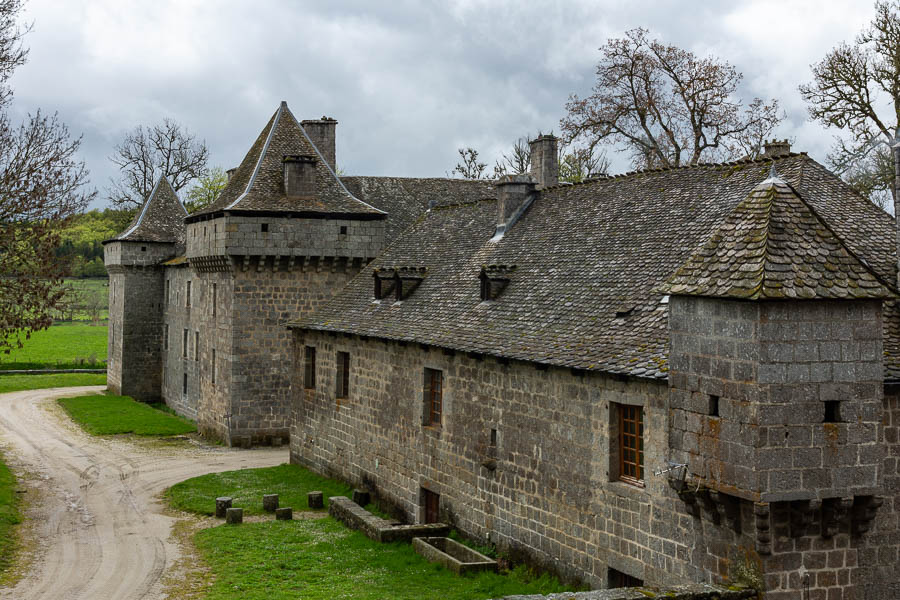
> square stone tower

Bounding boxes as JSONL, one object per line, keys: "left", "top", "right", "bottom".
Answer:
{"left": 664, "top": 171, "right": 893, "bottom": 594}
{"left": 103, "top": 177, "right": 187, "bottom": 400}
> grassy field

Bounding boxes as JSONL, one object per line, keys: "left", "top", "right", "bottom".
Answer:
{"left": 0, "top": 373, "right": 106, "bottom": 394}
{"left": 166, "top": 464, "right": 357, "bottom": 516}
{"left": 57, "top": 394, "right": 195, "bottom": 436}
{"left": 0, "top": 450, "right": 21, "bottom": 579}
{"left": 0, "top": 323, "right": 107, "bottom": 371}
{"left": 193, "top": 517, "right": 572, "bottom": 600}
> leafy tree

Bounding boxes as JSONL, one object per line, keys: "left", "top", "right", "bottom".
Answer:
{"left": 799, "top": 1, "right": 900, "bottom": 210}
{"left": 108, "top": 118, "right": 209, "bottom": 209}
{"left": 452, "top": 147, "right": 488, "bottom": 179}
{"left": 0, "top": 0, "right": 94, "bottom": 353}
{"left": 562, "top": 28, "right": 782, "bottom": 169}
{"left": 185, "top": 166, "right": 228, "bottom": 213}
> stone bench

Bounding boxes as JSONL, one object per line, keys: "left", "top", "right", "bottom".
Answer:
{"left": 328, "top": 496, "right": 450, "bottom": 543}
{"left": 493, "top": 584, "right": 756, "bottom": 600}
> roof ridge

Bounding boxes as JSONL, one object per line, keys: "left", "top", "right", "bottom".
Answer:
{"left": 781, "top": 177, "right": 899, "bottom": 295}
{"left": 225, "top": 102, "right": 285, "bottom": 210}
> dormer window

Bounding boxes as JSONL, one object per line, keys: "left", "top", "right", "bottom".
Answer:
{"left": 373, "top": 266, "right": 427, "bottom": 301}
{"left": 479, "top": 265, "right": 516, "bottom": 301}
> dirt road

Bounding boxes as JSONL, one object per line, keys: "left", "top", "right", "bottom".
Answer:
{"left": 0, "top": 386, "right": 287, "bottom": 600}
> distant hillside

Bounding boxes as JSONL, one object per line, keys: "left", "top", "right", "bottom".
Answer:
{"left": 56, "top": 208, "right": 135, "bottom": 278}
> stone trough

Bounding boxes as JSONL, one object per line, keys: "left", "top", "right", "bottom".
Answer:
{"left": 412, "top": 536, "right": 497, "bottom": 575}
{"left": 328, "top": 496, "right": 450, "bottom": 543}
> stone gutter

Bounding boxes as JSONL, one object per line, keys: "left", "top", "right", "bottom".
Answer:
{"left": 495, "top": 584, "right": 756, "bottom": 600}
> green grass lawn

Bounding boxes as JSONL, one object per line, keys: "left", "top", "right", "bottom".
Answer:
{"left": 195, "top": 517, "right": 572, "bottom": 600}
{"left": 0, "top": 450, "right": 21, "bottom": 578}
{"left": 0, "top": 373, "right": 106, "bottom": 394}
{"left": 57, "top": 394, "right": 195, "bottom": 436}
{"left": 0, "top": 323, "right": 107, "bottom": 370}
{"left": 166, "top": 464, "right": 356, "bottom": 516}
{"left": 57, "top": 278, "right": 109, "bottom": 322}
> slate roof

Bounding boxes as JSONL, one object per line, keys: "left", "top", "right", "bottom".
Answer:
{"left": 341, "top": 176, "right": 497, "bottom": 240}
{"left": 662, "top": 173, "right": 893, "bottom": 300}
{"left": 188, "top": 102, "right": 384, "bottom": 221}
{"left": 294, "top": 153, "right": 900, "bottom": 380}
{"left": 106, "top": 177, "right": 187, "bottom": 244}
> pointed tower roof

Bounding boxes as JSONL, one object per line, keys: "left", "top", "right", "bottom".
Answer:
{"left": 188, "top": 101, "right": 384, "bottom": 221}
{"left": 662, "top": 172, "right": 895, "bottom": 300}
{"left": 107, "top": 177, "right": 187, "bottom": 244}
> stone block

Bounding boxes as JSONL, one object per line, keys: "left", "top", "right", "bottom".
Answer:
{"left": 263, "top": 494, "right": 279, "bottom": 512}
{"left": 225, "top": 507, "right": 243, "bottom": 524}
{"left": 275, "top": 507, "right": 293, "bottom": 520}
{"left": 308, "top": 490, "right": 324, "bottom": 509}
{"left": 215, "top": 496, "right": 233, "bottom": 518}
{"left": 352, "top": 489, "right": 371, "bottom": 506}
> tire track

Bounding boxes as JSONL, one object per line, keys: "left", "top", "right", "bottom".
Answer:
{"left": 0, "top": 386, "right": 286, "bottom": 600}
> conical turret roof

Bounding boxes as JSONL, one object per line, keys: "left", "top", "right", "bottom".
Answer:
{"left": 108, "top": 177, "right": 187, "bottom": 244}
{"left": 189, "top": 101, "right": 384, "bottom": 220}
{"left": 662, "top": 172, "right": 894, "bottom": 300}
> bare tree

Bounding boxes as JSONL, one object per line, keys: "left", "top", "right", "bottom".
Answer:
{"left": 452, "top": 147, "right": 489, "bottom": 179}
{"left": 562, "top": 28, "right": 782, "bottom": 169}
{"left": 0, "top": 0, "right": 94, "bottom": 354}
{"left": 799, "top": 1, "right": 900, "bottom": 209}
{"left": 108, "top": 118, "right": 209, "bottom": 209}
{"left": 558, "top": 143, "right": 610, "bottom": 183}
{"left": 493, "top": 137, "right": 532, "bottom": 178}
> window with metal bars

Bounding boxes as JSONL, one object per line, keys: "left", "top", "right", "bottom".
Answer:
{"left": 619, "top": 404, "right": 644, "bottom": 485}
{"left": 304, "top": 346, "right": 316, "bottom": 389}
{"left": 335, "top": 351, "right": 350, "bottom": 405}
{"left": 423, "top": 368, "right": 442, "bottom": 427}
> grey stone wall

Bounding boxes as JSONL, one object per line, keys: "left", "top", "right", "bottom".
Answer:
{"left": 289, "top": 330, "right": 759, "bottom": 589}
{"left": 668, "top": 297, "right": 883, "bottom": 502}
{"left": 104, "top": 240, "right": 175, "bottom": 400}
{"left": 185, "top": 215, "right": 384, "bottom": 260}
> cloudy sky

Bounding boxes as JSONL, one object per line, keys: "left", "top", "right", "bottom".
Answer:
{"left": 6, "top": 0, "right": 880, "bottom": 209}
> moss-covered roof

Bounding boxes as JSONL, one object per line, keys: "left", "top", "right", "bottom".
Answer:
{"left": 107, "top": 177, "right": 187, "bottom": 244}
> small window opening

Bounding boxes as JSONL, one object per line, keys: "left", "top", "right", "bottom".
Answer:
{"left": 824, "top": 400, "right": 841, "bottom": 423}
{"left": 186, "top": 281, "right": 192, "bottom": 308}
{"left": 261, "top": 223, "right": 269, "bottom": 232}
{"left": 204, "top": 226, "right": 207, "bottom": 237}
{"left": 182, "top": 329, "right": 188, "bottom": 358}
{"left": 424, "top": 368, "right": 443, "bottom": 427}
{"left": 335, "top": 351, "right": 350, "bottom": 405}
{"left": 304, "top": 346, "right": 317, "bottom": 389}
{"left": 422, "top": 488, "right": 440, "bottom": 524}
{"left": 708, "top": 394, "right": 720, "bottom": 417}
{"left": 182, "top": 372, "right": 188, "bottom": 395}
{"left": 194, "top": 331, "right": 199, "bottom": 361}
{"left": 608, "top": 567, "right": 643, "bottom": 588}
{"left": 211, "top": 349, "right": 216, "bottom": 384}
{"left": 141, "top": 246, "right": 146, "bottom": 252}
{"left": 490, "top": 428, "right": 497, "bottom": 447}
{"left": 340, "top": 225, "right": 347, "bottom": 235}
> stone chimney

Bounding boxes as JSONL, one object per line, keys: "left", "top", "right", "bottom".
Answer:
{"left": 762, "top": 139, "right": 791, "bottom": 158}
{"left": 529, "top": 134, "right": 559, "bottom": 188}
{"left": 226, "top": 167, "right": 236, "bottom": 182}
{"left": 301, "top": 117, "right": 337, "bottom": 171}
{"left": 493, "top": 174, "right": 536, "bottom": 238}
{"left": 283, "top": 155, "right": 317, "bottom": 197}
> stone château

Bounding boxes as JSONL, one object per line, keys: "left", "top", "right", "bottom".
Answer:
{"left": 106, "top": 102, "right": 899, "bottom": 598}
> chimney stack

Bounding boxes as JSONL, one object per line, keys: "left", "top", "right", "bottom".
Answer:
{"left": 529, "top": 134, "right": 559, "bottom": 188}
{"left": 301, "top": 117, "right": 337, "bottom": 171}
{"left": 494, "top": 174, "right": 536, "bottom": 238}
{"left": 762, "top": 139, "right": 791, "bottom": 158}
{"left": 283, "top": 155, "right": 317, "bottom": 197}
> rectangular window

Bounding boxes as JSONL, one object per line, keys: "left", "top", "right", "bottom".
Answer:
{"left": 186, "top": 280, "right": 192, "bottom": 307}
{"left": 608, "top": 568, "right": 643, "bottom": 588}
{"left": 335, "top": 351, "right": 350, "bottom": 403}
{"left": 164, "top": 324, "right": 169, "bottom": 350}
{"left": 211, "top": 349, "right": 216, "bottom": 384}
{"left": 183, "top": 329, "right": 188, "bottom": 358}
{"left": 424, "top": 368, "right": 443, "bottom": 427}
{"left": 212, "top": 283, "right": 217, "bottom": 318}
{"left": 166, "top": 279, "right": 170, "bottom": 304}
{"left": 304, "top": 346, "right": 316, "bottom": 389}
{"left": 182, "top": 372, "right": 187, "bottom": 395}
{"left": 194, "top": 331, "right": 199, "bottom": 361}
{"left": 619, "top": 405, "right": 644, "bottom": 485}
